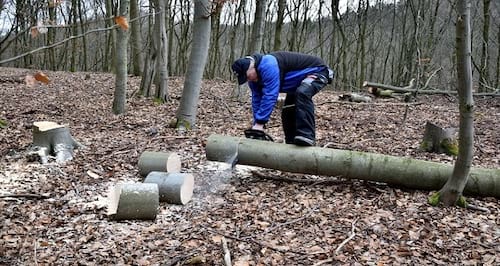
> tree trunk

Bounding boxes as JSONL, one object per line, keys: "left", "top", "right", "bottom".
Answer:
{"left": 478, "top": 0, "right": 491, "bottom": 93}
{"left": 112, "top": 0, "right": 130, "bottom": 114}
{"left": 437, "top": 0, "right": 475, "bottom": 206}
{"left": 153, "top": 0, "right": 169, "bottom": 101}
{"left": 273, "top": 0, "right": 285, "bottom": 51}
{"left": 205, "top": 135, "right": 500, "bottom": 198}
{"left": 248, "top": 0, "right": 266, "bottom": 54}
{"left": 175, "top": 0, "right": 211, "bottom": 129}
{"left": 129, "top": 0, "right": 144, "bottom": 76}
{"left": 144, "top": 172, "right": 194, "bottom": 204}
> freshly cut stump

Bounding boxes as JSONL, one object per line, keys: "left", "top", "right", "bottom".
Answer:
{"left": 138, "top": 151, "right": 181, "bottom": 176}
{"left": 32, "top": 121, "right": 80, "bottom": 163}
{"left": 144, "top": 172, "right": 194, "bottom": 205}
{"left": 107, "top": 183, "right": 159, "bottom": 220}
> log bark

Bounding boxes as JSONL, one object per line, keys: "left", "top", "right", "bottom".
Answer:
{"left": 144, "top": 171, "right": 194, "bottom": 205}
{"left": 32, "top": 121, "right": 80, "bottom": 163}
{"left": 138, "top": 151, "right": 181, "bottom": 176}
{"left": 364, "top": 80, "right": 500, "bottom": 96}
{"left": 338, "top": 93, "right": 372, "bottom": 103}
{"left": 107, "top": 183, "right": 159, "bottom": 220}
{"left": 205, "top": 134, "right": 500, "bottom": 198}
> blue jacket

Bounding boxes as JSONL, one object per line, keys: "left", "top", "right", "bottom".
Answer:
{"left": 248, "top": 52, "right": 328, "bottom": 124}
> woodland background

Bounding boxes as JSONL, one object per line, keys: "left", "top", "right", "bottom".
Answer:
{"left": 0, "top": 0, "right": 499, "bottom": 92}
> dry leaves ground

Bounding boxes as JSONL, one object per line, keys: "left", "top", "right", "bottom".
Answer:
{"left": 0, "top": 67, "right": 499, "bottom": 265}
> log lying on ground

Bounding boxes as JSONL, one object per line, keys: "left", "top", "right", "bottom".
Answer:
{"left": 363, "top": 80, "right": 500, "bottom": 97}
{"left": 338, "top": 93, "right": 372, "bottom": 103}
{"left": 32, "top": 121, "right": 81, "bottom": 163}
{"left": 107, "top": 183, "right": 159, "bottom": 220}
{"left": 138, "top": 151, "right": 181, "bottom": 176}
{"left": 144, "top": 171, "right": 194, "bottom": 205}
{"left": 205, "top": 134, "right": 500, "bottom": 198}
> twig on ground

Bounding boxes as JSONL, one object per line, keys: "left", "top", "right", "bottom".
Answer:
{"left": 312, "top": 259, "right": 334, "bottom": 266}
{"left": 221, "top": 237, "right": 232, "bottom": 266}
{"left": 335, "top": 218, "right": 358, "bottom": 254}
{"left": 466, "top": 204, "right": 490, "bottom": 213}
{"left": 0, "top": 193, "right": 50, "bottom": 199}
{"left": 200, "top": 225, "right": 309, "bottom": 256}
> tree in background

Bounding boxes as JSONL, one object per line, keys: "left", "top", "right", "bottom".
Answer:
{"left": 175, "top": 0, "right": 211, "bottom": 130}
{"left": 113, "top": 0, "right": 130, "bottom": 114}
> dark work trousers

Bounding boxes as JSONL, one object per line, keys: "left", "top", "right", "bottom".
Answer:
{"left": 281, "top": 74, "right": 328, "bottom": 144}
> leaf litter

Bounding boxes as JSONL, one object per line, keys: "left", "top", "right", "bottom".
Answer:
{"left": 0, "top": 67, "right": 499, "bottom": 265}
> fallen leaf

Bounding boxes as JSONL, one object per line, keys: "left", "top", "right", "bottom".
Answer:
{"left": 34, "top": 72, "right": 50, "bottom": 84}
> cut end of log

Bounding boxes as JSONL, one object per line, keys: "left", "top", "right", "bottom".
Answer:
{"left": 144, "top": 172, "right": 194, "bottom": 205}
{"left": 107, "top": 184, "right": 122, "bottom": 216}
{"left": 166, "top": 153, "right": 182, "bottom": 172}
{"left": 179, "top": 174, "right": 194, "bottom": 205}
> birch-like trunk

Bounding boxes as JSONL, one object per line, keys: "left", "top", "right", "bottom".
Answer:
{"left": 437, "top": 0, "right": 475, "bottom": 205}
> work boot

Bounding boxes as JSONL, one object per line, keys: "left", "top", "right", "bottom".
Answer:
{"left": 294, "top": 136, "right": 315, "bottom": 146}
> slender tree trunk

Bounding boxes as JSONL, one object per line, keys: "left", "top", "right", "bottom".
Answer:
{"left": 437, "top": 0, "right": 474, "bottom": 206}
{"left": 153, "top": 0, "right": 168, "bottom": 101}
{"left": 47, "top": 1, "right": 56, "bottom": 70}
{"left": 175, "top": 0, "right": 211, "bottom": 129}
{"left": 77, "top": 0, "right": 88, "bottom": 71}
{"left": 479, "top": 0, "right": 491, "bottom": 92}
{"left": 496, "top": 25, "right": 500, "bottom": 89}
{"left": 104, "top": 0, "right": 116, "bottom": 72}
{"left": 273, "top": 0, "right": 285, "bottom": 51}
{"left": 113, "top": 0, "right": 130, "bottom": 114}
{"left": 130, "top": 0, "right": 144, "bottom": 76}
{"left": 248, "top": 0, "right": 266, "bottom": 54}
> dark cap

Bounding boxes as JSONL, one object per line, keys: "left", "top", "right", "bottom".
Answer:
{"left": 231, "top": 57, "right": 252, "bottom": 85}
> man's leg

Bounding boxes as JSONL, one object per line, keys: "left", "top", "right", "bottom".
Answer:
{"left": 294, "top": 75, "right": 327, "bottom": 145}
{"left": 281, "top": 93, "right": 296, "bottom": 144}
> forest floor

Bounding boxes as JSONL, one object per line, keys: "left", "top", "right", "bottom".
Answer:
{"left": 0, "top": 67, "right": 499, "bottom": 265}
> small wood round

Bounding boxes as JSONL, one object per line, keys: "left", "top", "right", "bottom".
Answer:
{"left": 138, "top": 151, "right": 181, "bottom": 176}
{"left": 144, "top": 172, "right": 194, "bottom": 205}
{"left": 107, "top": 183, "right": 159, "bottom": 220}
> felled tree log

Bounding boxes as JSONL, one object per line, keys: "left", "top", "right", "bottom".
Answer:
{"left": 32, "top": 121, "right": 81, "bottom": 163}
{"left": 338, "top": 93, "right": 372, "bottom": 103}
{"left": 205, "top": 134, "right": 500, "bottom": 198}
{"left": 138, "top": 151, "right": 181, "bottom": 176}
{"left": 107, "top": 183, "right": 159, "bottom": 220}
{"left": 421, "top": 122, "right": 458, "bottom": 156}
{"left": 144, "top": 171, "right": 194, "bottom": 205}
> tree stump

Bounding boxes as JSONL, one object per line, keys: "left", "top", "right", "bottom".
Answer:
{"left": 421, "top": 121, "right": 458, "bottom": 156}
{"left": 138, "top": 151, "right": 181, "bottom": 176}
{"left": 107, "top": 183, "right": 159, "bottom": 220}
{"left": 144, "top": 171, "right": 194, "bottom": 205}
{"left": 32, "top": 121, "right": 80, "bottom": 163}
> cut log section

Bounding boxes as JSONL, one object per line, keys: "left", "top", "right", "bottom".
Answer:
{"left": 32, "top": 121, "right": 81, "bottom": 163}
{"left": 421, "top": 121, "right": 458, "bottom": 155}
{"left": 107, "top": 183, "right": 159, "bottom": 220}
{"left": 144, "top": 171, "right": 194, "bottom": 205}
{"left": 205, "top": 134, "right": 500, "bottom": 198}
{"left": 138, "top": 151, "right": 181, "bottom": 176}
